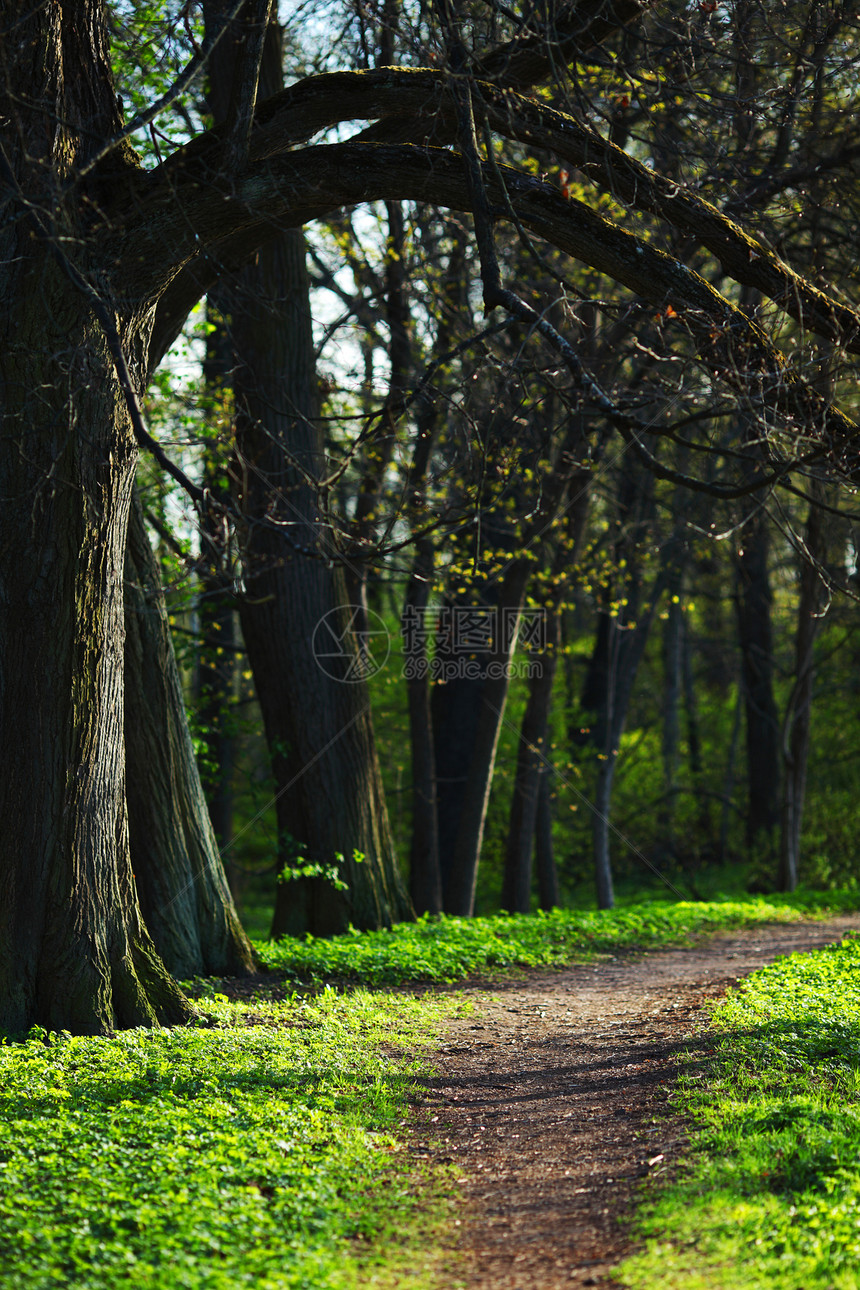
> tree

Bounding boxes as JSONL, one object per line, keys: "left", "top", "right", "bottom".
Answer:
{"left": 4, "top": 0, "right": 860, "bottom": 1032}
{"left": 124, "top": 491, "right": 253, "bottom": 976}
{"left": 203, "top": 10, "right": 411, "bottom": 936}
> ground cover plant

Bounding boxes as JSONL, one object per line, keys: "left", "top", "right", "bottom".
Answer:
{"left": 255, "top": 893, "right": 859, "bottom": 986}
{"left": 619, "top": 934, "right": 860, "bottom": 1290}
{"left": 5, "top": 895, "right": 859, "bottom": 1289}
{"left": 0, "top": 989, "right": 463, "bottom": 1290}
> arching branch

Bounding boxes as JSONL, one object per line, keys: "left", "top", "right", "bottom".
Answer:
{"left": 141, "top": 66, "right": 860, "bottom": 357}
{"left": 121, "top": 142, "right": 858, "bottom": 482}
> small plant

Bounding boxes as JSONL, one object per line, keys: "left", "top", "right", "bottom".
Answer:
{"left": 277, "top": 834, "right": 350, "bottom": 893}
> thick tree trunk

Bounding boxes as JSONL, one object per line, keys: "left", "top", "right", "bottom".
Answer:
{"left": 0, "top": 4, "right": 191, "bottom": 1032}
{"left": 501, "top": 611, "right": 560, "bottom": 913}
{"left": 231, "top": 228, "right": 411, "bottom": 936}
{"left": 433, "top": 657, "right": 489, "bottom": 894}
{"left": 0, "top": 276, "right": 191, "bottom": 1032}
{"left": 124, "top": 492, "right": 254, "bottom": 977}
{"left": 203, "top": 17, "right": 410, "bottom": 935}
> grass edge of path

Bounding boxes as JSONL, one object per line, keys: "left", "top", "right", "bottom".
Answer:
{"left": 254, "top": 891, "right": 860, "bottom": 987}
{"left": 0, "top": 986, "right": 469, "bottom": 1290}
{"left": 615, "top": 931, "right": 860, "bottom": 1290}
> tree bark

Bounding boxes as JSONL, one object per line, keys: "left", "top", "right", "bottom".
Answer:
{"left": 442, "top": 562, "right": 532, "bottom": 915}
{"left": 0, "top": 2, "right": 192, "bottom": 1032}
{"left": 124, "top": 492, "right": 254, "bottom": 977}
{"left": 501, "top": 611, "right": 560, "bottom": 913}
{"left": 203, "top": 15, "right": 411, "bottom": 936}
{"left": 0, "top": 311, "right": 191, "bottom": 1032}
{"left": 534, "top": 769, "right": 560, "bottom": 910}
{"left": 231, "top": 228, "right": 411, "bottom": 937}
{"left": 403, "top": 539, "right": 442, "bottom": 915}
{"left": 779, "top": 495, "right": 824, "bottom": 891}
{"left": 735, "top": 508, "right": 781, "bottom": 861}
{"left": 583, "top": 536, "right": 676, "bottom": 909}
{"left": 657, "top": 570, "right": 683, "bottom": 862}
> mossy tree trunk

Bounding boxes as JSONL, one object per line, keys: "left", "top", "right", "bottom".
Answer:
{"left": 124, "top": 492, "right": 254, "bottom": 977}
{"left": 0, "top": 236, "right": 191, "bottom": 1033}
{"left": 0, "top": 0, "right": 230, "bottom": 1032}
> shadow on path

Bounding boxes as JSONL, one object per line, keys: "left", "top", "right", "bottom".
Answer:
{"left": 414, "top": 914, "right": 860, "bottom": 1290}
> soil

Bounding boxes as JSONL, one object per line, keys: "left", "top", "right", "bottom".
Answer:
{"left": 413, "top": 914, "right": 860, "bottom": 1289}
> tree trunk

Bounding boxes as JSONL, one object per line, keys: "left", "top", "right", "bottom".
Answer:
{"left": 779, "top": 495, "right": 824, "bottom": 891}
{"left": 534, "top": 770, "right": 560, "bottom": 910}
{"left": 501, "top": 611, "right": 560, "bottom": 913}
{"left": 0, "top": 3, "right": 191, "bottom": 1032}
{"left": 231, "top": 228, "right": 411, "bottom": 936}
{"left": 583, "top": 537, "right": 676, "bottom": 909}
{"left": 657, "top": 570, "right": 683, "bottom": 862}
{"left": 433, "top": 653, "right": 489, "bottom": 896}
{"left": 735, "top": 510, "right": 781, "bottom": 861}
{"left": 0, "top": 275, "right": 190, "bottom": 1033}
{"left": 592, "top": 754, "right": 617, "bottom": 910}
{"left": 204, "top": 16, "right": 411, "bottom": 935}
{"left": 443, "top": 563, "right": 532, "bottom": 915}
{"left": 403, "top": 539, "right": 442, "bottom": 915}
{"left": 682, "top": 612, "right": 711, "bottom": 838}
{"left": 719, "top": 676, "right": 744, "bottom": 865}
{"left": 439, "top": 426, "right": 592, "bottom": 916}
{"left": 124, "top": 492, "right": 254, "bottom": 977}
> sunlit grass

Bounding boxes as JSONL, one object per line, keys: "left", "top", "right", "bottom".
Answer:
{"left": 619, "top": 934, "right": 860, "bottom": 1289}
{"left": 0, "top": 988, "right": 464, "bottom": 1290}
{"left": 255, "top": 891, "right": 858, "bottom": 985}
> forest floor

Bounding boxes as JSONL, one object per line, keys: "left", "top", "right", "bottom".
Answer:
{"left": 414, "top": 913, "right": 860, "bottom": 1290}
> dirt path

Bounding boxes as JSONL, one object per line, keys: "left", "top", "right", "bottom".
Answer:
{"left": 415, "top": 915, "right": 860, "bottom": 1289}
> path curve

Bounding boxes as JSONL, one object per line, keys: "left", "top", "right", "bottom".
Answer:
{"left": 416, "top": 914, "right": 860, "bottom": 1289}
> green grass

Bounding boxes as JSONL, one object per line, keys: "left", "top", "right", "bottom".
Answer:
{"left": 0, "top": 988, "right": 464, "bottom": 1290}
{"left": 255, "top": 891, "right": 859, "bottom": 986}
{"left": 619, "top": 934, "right": 860, "bottom": 1290}
{"left": 6, "top": 893, "right": 858, "bottom": 1288}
